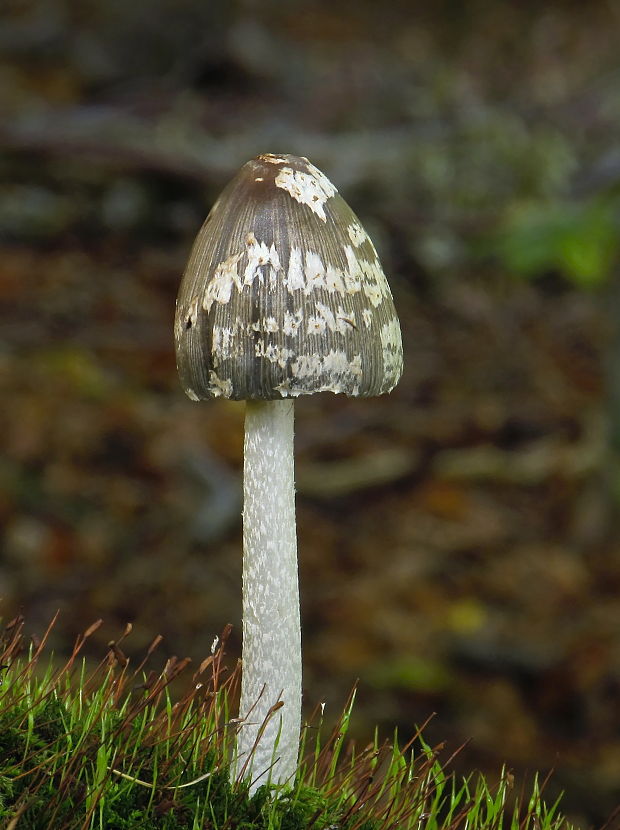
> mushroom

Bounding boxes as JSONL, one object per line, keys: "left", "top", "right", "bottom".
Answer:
{"left": 174, "top": 153, "right": 403, "bottom": 791}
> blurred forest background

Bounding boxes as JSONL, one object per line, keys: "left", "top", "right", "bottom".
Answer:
{"left": 1, "top": 0, "right": 620, "bottom": 826}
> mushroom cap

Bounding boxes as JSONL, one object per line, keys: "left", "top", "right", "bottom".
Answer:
{"left": 174, "top": 153, "right": 403, "bottom": 400}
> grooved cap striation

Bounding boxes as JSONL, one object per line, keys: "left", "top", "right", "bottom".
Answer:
{"left": 174, "top": 153, "right": 403, "bottom": 400}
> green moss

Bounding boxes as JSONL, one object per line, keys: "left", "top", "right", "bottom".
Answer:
{"left": 0, "top": 722, "right": 27, "bottom": 765}
{"left": 0, "top": 621, "right": 578, "bottom": 830}
{"left": 37, "top": 697, "right": 70, "bottom": 742}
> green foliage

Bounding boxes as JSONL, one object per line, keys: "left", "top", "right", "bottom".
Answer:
{"left": 0, "top": 618, "right": 578, "bottom": 829}
{"left": 368, "top": 655, "right": 453, "bottom": 693}
{"left": 493, "top": 196, "right": 619, "bottom": 287}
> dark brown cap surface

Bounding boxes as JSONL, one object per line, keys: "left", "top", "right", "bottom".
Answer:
{"left": 174, "top": 153, "right": 403, "bottom": 400}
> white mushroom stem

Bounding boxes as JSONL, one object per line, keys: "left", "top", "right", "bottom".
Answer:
{"left": 235, "top": 398, "right": 301, "bottom": 791}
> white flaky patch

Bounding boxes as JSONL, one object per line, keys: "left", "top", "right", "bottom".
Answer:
{"left": 307, "top": 315, "right": 327, "bottom": 336}
{"left": 286, "top": 247, "right": 305, "bottom": 292}
{"left": 361, "top": 258, "right": 391, "bottom": 307}
{"left": 380, "top": 317, "right": 404, "bottom": 388}
{"left": 274, "top": 166, "right": 337, "bottom": 221}
{"left": 343, "top": 245, "right": 363, "bottom": 293}
{"left": 325, "top": 264, "right": 346, "bottom": 293}
{"left": 259, "top": 154, "right": 291, "bottom": 165}
{"left": 284, "top": 245, "right": 387, "bottom": 302}
{"left": 380, "top": 317, "right": 402, "bottom": 352}
{"left": 291, "top": 353, "right": 320, "bottom": 377}
{"left": 203, "top": 253, "right": 242, "bottom": 312}
{"left": 323, "top": 350, "right": 362, "bottom": 379}
{"left": 274, "top": 380, "right": 294, "bottom": 396}
{"left": 254, "top": 340, "right": 294, "bottom": 367}
{"left": 310, "top": 302, "right": 356, "bottom": 335}
{"left": 176, "top": 296, "right": 200, "bottom": 340}
{"left": 187, "top": 297, "right": 200, "bottom": 328}
{"left": 313, "top": 302, "right": 336, "bottom": 333}
{"left": 207, "top": 370, "right": 233, "bottom": 398}
{"left": 202, "top": 234, "right": 286, "bottom": 312}
{"left": 284, "top": 350, "right": 363, "bottom": 395}
{"left": 347, "top": 222, "right": 369, "bottom": 247}
{"left": 362, "top": 308, "right": 373, "bottom": 328}
{"left": 304, "top": 250, "right": 326, "bottom": 293}
{"left": 244, "top": 233, "right": 281, "bottom": 287}
{"left": 362, "top": 280, "right": 383, "bottom": 308}
{"left": 212, "top": 325, "right": 235, "bottom": 361}
{"left": 283, "top": 309, "right": 303, "bottom": 336}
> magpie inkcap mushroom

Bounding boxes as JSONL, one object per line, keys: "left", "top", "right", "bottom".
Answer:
{"left": 174, "top": 153, "right": 403, "bottom": 792}
{"left": 174, "top": 153, "right": 403, "bottom": 401}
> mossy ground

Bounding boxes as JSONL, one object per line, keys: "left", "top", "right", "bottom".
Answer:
{"left": 0, "top": 616, "right": 577, "bottom": 830}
